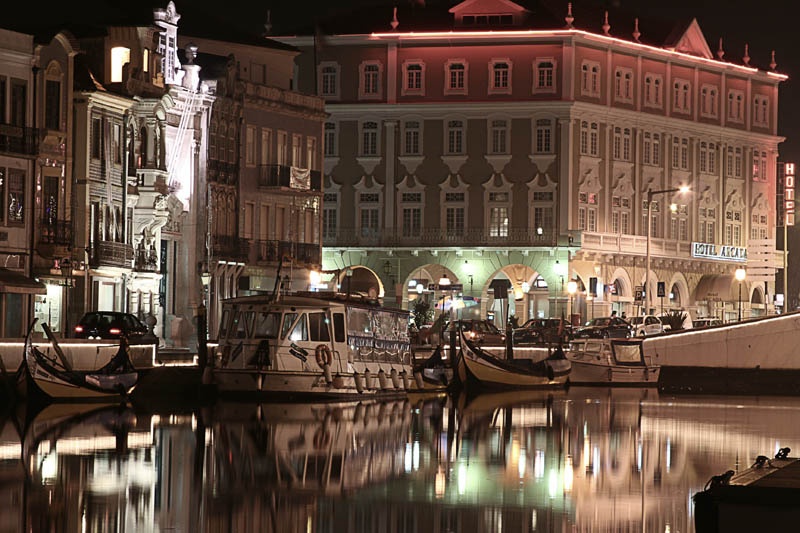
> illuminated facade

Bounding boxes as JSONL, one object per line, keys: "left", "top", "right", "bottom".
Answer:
{"left": 278, "top": 0, "right": 785, "bottom": 323}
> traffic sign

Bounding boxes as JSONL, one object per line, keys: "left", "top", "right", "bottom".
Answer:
{"left": 657, "top": 281, "right": 665, "bottom": 298}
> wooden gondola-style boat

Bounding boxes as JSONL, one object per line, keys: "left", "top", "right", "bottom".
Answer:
{"left": 412, "top": 345, "right": 455, "bottom": 393}
{"left": 23, "top": 322, "right": 138, "bottom": 400}
{"left": 459, "top": 331, "right": 570, "bottom": 389}
{"left": 567, "top": 338, "right": 660, "bottom": 386}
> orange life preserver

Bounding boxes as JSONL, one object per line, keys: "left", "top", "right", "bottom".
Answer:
{"left": 315, "top": 344, "right": 333, "bottom": 367}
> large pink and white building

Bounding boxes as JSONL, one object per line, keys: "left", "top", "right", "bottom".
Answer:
{"left": 277, "top": 0, "right": 786, "bottom": 323}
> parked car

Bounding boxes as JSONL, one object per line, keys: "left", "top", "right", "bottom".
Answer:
{"left": 514, "top": 318, "right": 572, "bottom": 345}
{"left": 575, "top": 317, "right": 632, "bottom": 339}
{"left": 74, "top": 312, "right": 149, "bottom": 340}
{"left": 629, "top": 315, "right": 665, "bottom": 336}
{"left": 693, "top": 318, "right": 723, "bottom": 328}
{"left": 444, "top": 319, "right": 506, "bottom": 345}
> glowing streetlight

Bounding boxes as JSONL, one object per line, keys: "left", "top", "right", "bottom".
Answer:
{"left": 646, "top": 185, "right": 691, "bottom": 313}
{"left": 309, "top": 270, "right": 322, "bottom": 286}
{"left": 567, "top": 280, "right": 578, "bottom": 322}
{"left": 735, "top": 268, "right": 746, "bottom": 321}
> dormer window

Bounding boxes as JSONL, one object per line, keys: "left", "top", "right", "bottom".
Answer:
{"left": 614, "top": 68, "right": 633, "bottom": 103}
{"left": 319, "top": 62, "right": 340, "bottom": 98}
{"left": 461, "top": 13, "right": 513, "bottom": 26}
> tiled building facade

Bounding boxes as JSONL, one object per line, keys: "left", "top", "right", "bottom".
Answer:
{"left": 278, "top": 0, "right": 785, "bottom": 324}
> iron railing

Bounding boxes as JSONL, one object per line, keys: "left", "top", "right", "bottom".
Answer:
{"left": 258, "top": 240, "right": 321, "bottom": 265}
{"left": 257, "top": 164, "right": 322, "bottom": 191}
{"left": 91, "top": 241, "right": 134, "bottom": 268}
{"left": 212, "top": 235, "right": 250, "bottom": 261}
{"left": 0, "top": 123, "right": 38, "bottom": 156}
{"left": 322, "top": 227, "right": 557, "bottom": 248}
{"left": 39, "top": 219, "right": 73, "bottom": 246}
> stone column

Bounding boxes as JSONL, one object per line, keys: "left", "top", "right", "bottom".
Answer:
{"left": 384, "top": 120, "right": 398, "bottom": 231}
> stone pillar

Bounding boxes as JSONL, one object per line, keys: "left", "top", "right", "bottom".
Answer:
{"left": 384, "top": 120, "right": 398, "bottom": 231}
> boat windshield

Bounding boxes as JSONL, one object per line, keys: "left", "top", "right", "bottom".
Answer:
{"left": 254, "top": 312, "right": 281, "bottom": 339}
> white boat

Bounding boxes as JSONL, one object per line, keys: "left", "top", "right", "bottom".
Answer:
{"left": 567, "top": 338, "right": 660, "bottom": 386}
{"left": 211, "top": 292, "right": 416, "bottom": 398}
{"left": 459, "top": 331, "right": 570, "bottom": 389}
{"left": 23, "top": 325, "right": 138, "bottom": 400}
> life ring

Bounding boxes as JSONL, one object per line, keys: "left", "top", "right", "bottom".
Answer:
{"left": 315, "top": 344, "right": 333, "bottom": 367}
{"left": 313, "top": 428, "right": 331, "bottom": 449}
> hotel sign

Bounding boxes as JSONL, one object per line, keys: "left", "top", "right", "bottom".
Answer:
{"left": 785, "top": 163, "right": 795, "bottom": 226}
{"left": 691, "top": 242, "right": 747, "bottom": 262}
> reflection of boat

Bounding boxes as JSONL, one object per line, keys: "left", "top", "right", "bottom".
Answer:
{"left": 213, "top": 293, "right": 416, "bottom": 398}
{"left": 24, "top": 324, "right": 138, "bottom": 400}
{"left": 412, "top": 345, "right": 455, "bottom": 392}
{"left": 567, "top": 339, "right": 660, "bottom": 386}
{"left": 460, "top": 331, "right": 570, "bottom": 389}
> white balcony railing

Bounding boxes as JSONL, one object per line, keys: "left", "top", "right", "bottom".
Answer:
{"left": 580, "top": 231, "right": 693, "bottom": 257}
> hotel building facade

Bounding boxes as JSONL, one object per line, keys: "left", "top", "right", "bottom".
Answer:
{"left": 278, "top": 0, "right": 786, "bottom": 323}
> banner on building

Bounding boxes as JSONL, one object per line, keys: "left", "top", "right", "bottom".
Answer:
{"left": 290, "top": 167, "right": 311, "bottom": 190}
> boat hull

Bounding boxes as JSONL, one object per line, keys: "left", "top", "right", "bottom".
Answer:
{"left": 462, "top": 352, "right": 569, "bottom": 389}
{"left": 27, "top": 366, "right": 135, "bottom": 400}
{"left": 568, "top": 360, "right": 660, "bottom": 386}
{"left": 212, "top": 368, "right": 415, "bottom": 400}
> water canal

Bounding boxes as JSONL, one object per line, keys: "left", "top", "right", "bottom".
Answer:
{"left": 1, "top": 388, "right": 798, "bottom": 532}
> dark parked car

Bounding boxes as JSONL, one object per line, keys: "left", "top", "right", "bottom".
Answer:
{"left": 444, "top": 319, "right": 505, "bottom": 345}
{"left": 74, "top": 312, "right": 149, "bottom": 340}
{"left": 576, "top": 317, "right": 632, "bottom": 339}
{"left": 514, "top": 318, "right": 572, "bottom": 345}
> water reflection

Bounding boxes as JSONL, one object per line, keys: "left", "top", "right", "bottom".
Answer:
{"left": 3, "top": 389, "right": 800, "bottom": 532}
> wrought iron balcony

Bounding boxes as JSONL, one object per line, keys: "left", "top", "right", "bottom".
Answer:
{"left": 134, "top": 248, "right": 159, "bottom": 272}
{"left": 258, "top": 164, "right": 322, "bottom": 191}
{"left": 212, "top": 235, "right": 250, "bottom": 261}
{"left": 90, "top": 240, "right": 134, "bottom": 268}
{"left": 258, "top": 240, "right": 321, "bottom": 265}
{"left": 322, "top": 227, "right": 557, "bottom": 248}
{"left": 0, "top": 123, "right": 38, "bottom": 156}
{"left": 39, "top": 219, "right": 73, "bottom": 246}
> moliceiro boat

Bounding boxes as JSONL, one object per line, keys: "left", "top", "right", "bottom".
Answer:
{"left": 212, "top": 292, "right": 416, "bottom": 398}
{"left": 567, "top": 339, "right": 660, "bottom": 386}
{"left": 23, "top": 322, "right": 138, "bottom": 400}
{"left": 459, "top": 331, "right": 570, "bottom": 389}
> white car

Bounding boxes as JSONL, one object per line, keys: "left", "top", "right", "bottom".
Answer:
{"left": 629, "top": 315, "right": 664, "bottom": 336}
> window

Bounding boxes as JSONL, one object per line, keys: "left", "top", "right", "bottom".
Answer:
{"left": 289, "top": 313, "right": 309, "bottom": 342}
{"left": 489, "top": 207, "right": 509, "bottom": 237}
{"left": 308, "top": 313, "right": 331, "bottom": 342}
{"left": 306, "top": 137, "right": 317, "bottom": 170}
{"left": 261, "top": 128, "right": 272, "bottom": 165}
{"left": 6, "top": 169, "right": 24, "bottom": 225}
{"left": 110, "top": 47, "right": 130, "bottom": 83}
{"left": 681, "top": 138, "right": 689, "bottom": 170}
{"left": 581, "top": 61, "right": 600, "bottom": 96}
{"left": 728, "top": 90, "right": 744, "bottom": 122}
{"left": 614, "top": 68, "right": 633, "bottom": 102}
{"left": 643, "top": 133, "right": 651, "bottom": 165}
{"left": 643, "top": 133, "right": 660, "bottom": 166}
{"left": 403, "top": 62, "right": 424, "bottom": 94}
{"left": 323, "top": 123, "right": 336, "bottom": 157}
{"left": 360, "top": 207, "right": 379, "bottom": 237}
{"left": 699, "top": 207, "right": 716, "bottom": 243}
{"left": 0, "top": 78, "right": 5, "bottom": 124}
{"left": 754, "top": 95, "right": 769, "bottom": 126}
{"left": 112, "top": 123, "right": 121, "bottom": 165}
{"left": 9, "top": 80, "right": 25, "bottom": 127}
{"left": 91, "top": 117, "right": 102, "bottom": 160}
{"left": 673, "top": 80, "right": 690, "bottom": 113}
{"left": 751, "top": 213, "right": 768, "bottom": 240}
{"left": 446, "top": 120, "right": 464, "bottom": 154}
{"left": 322, "top": 193, "right": 337, "bottom": 240}
{"left": 581, "top": 122, "right": 598, "bottom": 156}
{"left": 535, "top": 119, "right": 552, "bottom": 153}
{"left": 361, "top": 122, "right": 378, "bottom": 156}
{"left": 292, "top": 134, "right": 303, "bottom": 167}
{"left": 446, "top": 62, "right": 467, "bottom": 94}
{"left": 532, "top": 190, "right": 554, "bottom": 234}
{"left": 490, "top": 119, "right": 507, "bottom": 154}
{"left": 611, "top": 195, "right": 632, "bottom": 234}
{"left": 644, "top": 74, "right": 662, "bottom": 107}
{"left": 245, "top": 125, "right": 256, "bottom": 166}
{"left": 753, "top": 150, "right": 768, "bottom": 182}
{"left": 613, "top": 128, "right": 621, "bottom": 160}
{"left": 360, "top": 62, "right": 381, "bottom": 98}
{"left": 725, "top": 210, "right": 742, "bottom": 246}
{"left": 320, "top": 63, "right": 339, "bottom": 97}
{"left": 578, "top": 192, "right": 597, "bottom": 232}
{"left": 700, "top": 142, "right": 707, "bottom": 173}
{"left": 534, "top": 59, "right": 555, "bottom": 92}
{"left": 708, "top": 143, "right": 716, "bottom": 174}
{"left": 701, "top": 85, "right": 718, "bottom": 118}
{"left": 446, "top": 207, "right": 464, "bottom": 236}
{"left": 490, "top": 61, "right": 510, "bottom": 93}
{"left": 44, "top": 80, "right": 60, "bottom": 131}
{"left": 143, "top": 48, "right": 150, "bottom": 73}
{"left": 735, "top": 148, "right": 742, "bottom": 178}
{"left": 622, "top": 128, "right": 631, "bottom": 161}
{"left": 403, "top": 121, "right": 421, "bottom": 155}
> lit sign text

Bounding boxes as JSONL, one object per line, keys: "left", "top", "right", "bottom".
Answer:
{"left": 691, "top": 242, "right": 747, "bottom": 262}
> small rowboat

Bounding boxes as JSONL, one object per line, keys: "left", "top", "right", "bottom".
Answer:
{"left": 459, "top": 331, "right": 570, "bottom": 389}
{"left": 24, "top": 322, "right": 138, "bottom": 400}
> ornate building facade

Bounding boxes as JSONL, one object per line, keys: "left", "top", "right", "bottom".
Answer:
{"left": 278, "top": 0, "right": 786, "bottom": 323}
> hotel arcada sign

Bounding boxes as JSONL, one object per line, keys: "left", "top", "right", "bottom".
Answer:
{"left": 691, "top": 243, "right": 748, "bottom": 262}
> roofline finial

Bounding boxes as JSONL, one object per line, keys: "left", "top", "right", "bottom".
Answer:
{"left": 602, "top": 11, "right": 610, "bottom": 35}
{"left": 565, "top": 2, "right": 574, "bottom": 29}
{"left": 770, "top": 50, "right": 777, "bottom": 70}
{"left": 717, "top": 38, "right": 724, "bottom": 60}
{"left": 632, "top": 18, "right": 640, "bottom": 42}
{"left": 390, "top": 6, "right": 399, "bottom": 30}
{"left": 743, "top": 43, "right": 750, "bottom": 66}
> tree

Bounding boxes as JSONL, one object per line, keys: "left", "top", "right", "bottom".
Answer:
{"left": 411, "top": 298, "right": 433, "bottom": 328}
{"left": 661, "top": 309, "right": 688, "bottom": 331}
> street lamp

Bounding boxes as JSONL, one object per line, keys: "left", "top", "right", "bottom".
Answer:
{"left": 554, "top": 260, "right": 567, "bottom": 317}
{"left": 735, "top": 268, "right": 746, "bottom": 321}
{"left": 345, "top": 267, "right": 353, "bottom": 298}
{"left": 567, "top": 280, "right": 578, "bottom": 324}
{"left": 60, "top": 258, "right": 73, "bottom": 334}
{"left": 309, "top": 270, "right": 321, "bottom": 291}
{"left": 646, "top": 185, "right": 690, "bottom": 314}
{"left": 463, "top": 260, "right": 475, "bottom": 295}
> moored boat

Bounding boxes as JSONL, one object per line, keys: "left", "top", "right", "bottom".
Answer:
{"left": 412, "top": 345, "right": 455, "bottom": 393}
{"left": 459, "top": 331, "right": 570, "bottom": 389}
{"left": 23, "top": 323, "right": 138, "bottom": 400}
{"left": 211, "top": 292, "right": 416, "bottom": 398}
{"left": 567, "top": 338, "right": 660, "bottom": 386}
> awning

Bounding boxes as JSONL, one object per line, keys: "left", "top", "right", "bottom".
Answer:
{"left": 694, "top": 274, "right": 740, "bottom": 302}
{"left": 0, "top": 268, "right": 47, "bottom": 295}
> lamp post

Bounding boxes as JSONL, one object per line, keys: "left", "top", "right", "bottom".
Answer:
{"left": 463, "top": 260, "right": 475, "bottom": 296}
{"left": 345, "top": 267, "right": 353, "bottom": 298}
{"left": 735, "top": 268, "right": 746, "bottom": 321}
{"left": 646, "top": 186, "right": 690, "bottom": 314}
{"left": 60, "top": 258, "right": 73, "bottom": 335}
{"left": 567, "top": 280, "right": 578, "bottom": 325}
{"left": 554, "top": 260, "right": 567, "bottom": 317}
